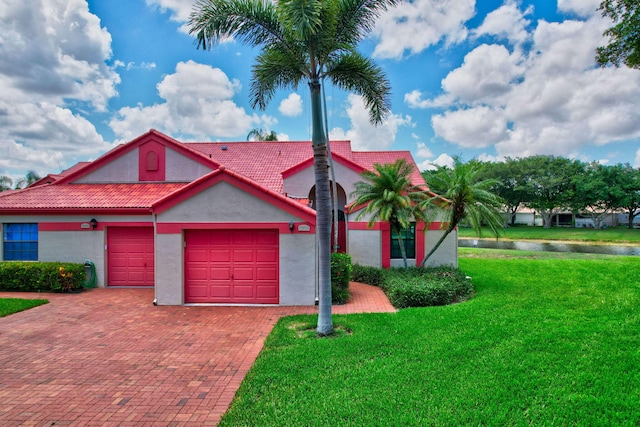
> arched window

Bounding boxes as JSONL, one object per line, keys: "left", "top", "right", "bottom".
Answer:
{"left": 146, "top": 151, "right": 158, "bottom": 171}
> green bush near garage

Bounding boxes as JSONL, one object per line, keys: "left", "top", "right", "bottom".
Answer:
{"left": 0, "top": 262, "right": 86, "bottom": 293}
{"left": 330, "top": 253, "right": 352, "bottom": 304}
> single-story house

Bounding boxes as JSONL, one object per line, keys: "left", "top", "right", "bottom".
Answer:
{"left": 0, "top": 130, "right": 457, "bottom": 305}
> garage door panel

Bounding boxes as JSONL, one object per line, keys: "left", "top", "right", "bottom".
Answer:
{"left": 233, "top": 249, "right": 254, "bottom": 262}
{"left": 211, "top": 267, "right": 231, "bottom": 280}
{"left": 256, "top": 249, "right": 278, "bottom": 262}
{"left": 185, "top": 229, "right": 279, "bottom": 304}
{"left": 233, "top": 268, "right": 254, "bottom": 281}
{"left": 255, "top": 231, "right": 278, "bottom": 245}
{"left": 232, "top": 285, "right": 255, "bottom": 298}
{"left": 256, "top": 267, "right": 277, "bottom": 281}
{"left": 211, "top": 249, "right": 231, "bottom": 262}
{"left": 108, "top": 227, "right": 154, "bottom": 287}
{"left": 211, "top": 285, "right": 232, "bottom": 298}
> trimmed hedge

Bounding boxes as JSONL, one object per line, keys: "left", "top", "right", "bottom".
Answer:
{"left": 352, "top": 264, "right": 474, "bottom": 309}
{"left": 330, "top": 253, "right": 352, "bottom": 304}
{"left": 352, "top": 264, "right": 387, "bottom": 288}
{"left": 0, "top": 262, "right": 86, "bottom": 293}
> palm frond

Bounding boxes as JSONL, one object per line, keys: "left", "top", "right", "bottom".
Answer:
{"left": 327, "top": 51, "right": 391, "bottom": 124}
{"left": 250, "top": 46, "right": 307, "bottom": 110}
{"left": 190, "top": 0, "right": 285, "bottom": 49}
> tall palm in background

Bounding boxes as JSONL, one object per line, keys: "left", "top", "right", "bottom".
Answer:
{"left": 351, "top": 159, "right": 426, "bottom": 269}
{"left": 189, "top": 0, "right": 397, "bottom": 335}
{"left": 14, "top": 170, "right": 40, "bottom": 189}
{"left": 0, "top": 176, "right": 12, "bottom": 192}
{"left": 247, "top": 128, "right": 278, "bottom": 141}
{"left": 419, "top": 158, "right": 504, "bottom": 267}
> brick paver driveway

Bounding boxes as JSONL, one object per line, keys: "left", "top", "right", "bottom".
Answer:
{"left": 0, "top": 284, "right": 393, "bottom": 426}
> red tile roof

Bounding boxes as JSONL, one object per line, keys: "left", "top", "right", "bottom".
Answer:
{"left": 184, "top": 141, "right": 355, "bottom": 193}
{"left": 0, "top": 183, "right": 187, "bottom": 213}
{"left": 185, "top": 141, "right": 427, "bottom": 192}
{"left": 0, "top": 130, "right": 430, "bottom": 213}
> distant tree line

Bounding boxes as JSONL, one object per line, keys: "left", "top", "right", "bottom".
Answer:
{"left": 0, "top": 170, "right": 41, "bottom": 192}
{"left": 423, "top": 156, "right": 640, "bottom": 229}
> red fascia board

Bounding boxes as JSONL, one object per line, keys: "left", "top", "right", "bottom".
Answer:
{"left": 0, "top": 208, "right": 152, "bottom": 215}
{"left": 281, "top": 152, "right": 366, "bottom": 179}
{"left": 54, "top": 129, "right": 219, "bottom": 185}
{"left": 157, "top": 221, "right": 315, "bottom": 234}
{"left": 152, "top": 167, "right": 317, "bottom": 224}
{"left": 39, "top": 221, "right": 153, "bottom": 231}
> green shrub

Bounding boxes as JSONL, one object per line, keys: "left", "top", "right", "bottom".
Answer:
{"left": 330, "top": 253, "right": 352, "bottom": 304}
{"left": 351, "top": 264, "right": 387, "bottom": 288}
{"left": 0, "top": 262, "right": 85, "bottom": 293}
{"left": 352, "top": 264, "right": 474, "bottom": 309}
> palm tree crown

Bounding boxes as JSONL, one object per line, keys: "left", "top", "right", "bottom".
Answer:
{"left": 351, "top": 159, "right": 426, "bottom": 268}
{"left": 419, "top": 158, "right": 504, "bottom": 267}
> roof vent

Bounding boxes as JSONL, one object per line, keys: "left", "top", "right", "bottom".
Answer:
{"left": 221, "top": 145, "right": 228, "bottom": 151}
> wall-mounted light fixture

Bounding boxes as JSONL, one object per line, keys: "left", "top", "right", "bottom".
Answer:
{"left": 289, "top": 221, "right": 294, "bottom": 232}
{"left": 90, "top": 218, "right": 98, "bottom": 230}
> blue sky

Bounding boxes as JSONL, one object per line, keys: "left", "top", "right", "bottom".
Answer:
{"left": 1, "top": 0, "right": 639, "bottom": 183}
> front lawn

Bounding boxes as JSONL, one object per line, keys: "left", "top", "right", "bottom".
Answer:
{"left": 220, "top": 255, "right": 640, "bottom": 426}
{"left": 0, "top": 298, "right": 48, "bottom": 317}
{"left": 458, "top": 225, "right": 640, "bottom": 244}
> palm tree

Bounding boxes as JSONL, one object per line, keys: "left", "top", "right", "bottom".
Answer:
{"left": 0, "top": 175, "right": 12, "bottom": 192}
{"left": 418, "top": 158, "right": 504, "bottom": 267}
{"left": 190, "top": 0, "right": 396, "bottom": 336}
{"left": 247, "top": 128, "right": 278, "bottom": 141}
{"left": 351, "top": 159, "right": 426, "bottom": 268}
{"left": 14, "top": 170, "right": 40, "bottom": 190}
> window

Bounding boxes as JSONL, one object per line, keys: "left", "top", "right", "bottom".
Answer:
{"left": 3, "top": 223, "right": 38, "bottom": 261}
{"left": 390, "top": 223, "right": 415, "bottom": 259}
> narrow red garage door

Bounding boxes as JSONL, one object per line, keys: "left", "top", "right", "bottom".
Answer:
{"left": 185, "top": 229, "right": 279, "bottom": 304}
{"left": 107, "top": 227, "right": 154, "bottom": 286}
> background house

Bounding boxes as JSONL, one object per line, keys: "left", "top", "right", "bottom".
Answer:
{"left": 0, "top": 130, "right": 456, "bottom": 305}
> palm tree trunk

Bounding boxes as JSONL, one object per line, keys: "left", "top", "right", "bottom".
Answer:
{"left": 310, "top": 79, "right": 333, "bottom": 336}
{"left": 394, "top": 225, "right": 408, "bottom": 269}
{"left": 419, "top": 222, "right": 456, "bottom": 268}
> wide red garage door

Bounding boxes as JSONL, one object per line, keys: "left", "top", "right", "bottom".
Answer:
{"left": 107, "top": 227, "right": 154, "bottom": 286}
{"left": 184, "top": 229, "right": 279, "bottom": 304}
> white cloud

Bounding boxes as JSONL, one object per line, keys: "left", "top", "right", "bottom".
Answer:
{"left": 420, "top": 153, "right": 455, "bottom": 171}
{"left": 409, "top": 5, "right": 640, "bottom": 159}
{"left": 557, "top": 0, "right": 600, "bottom": 18}
{"left": 635, "top": 149, "right": 640, "bottom": 168}
{"left": 473, "top": 0, "right": 533, "bottom": 45}
{"left": 279, "top": 93, "right": 303, "bottom": 117}
{"left": 109, "top": 60, "right": 268, "bottom": 141}
{"left": 372, "top": 0, "right": 475, "bottom": 59}
{"left": 415, "top": 141, "right": 434, "bottom": 159}
{"left": 441, "top": 44, "right": 524, "bottom": 103}
{"left": 0, "top": 0, "right": 119, "bottom": 111}
{"left": 0, "top": 101, "right": 111, "bottom": 181}
{"left": 0, "top": 0, "right": 118, "bottom": 180}
{"left": 329, "top": 94, "right": 413, "bottom": 150}
{"left": 145, "top": 0, "right": 194, "bottom": 31}
{"left": 432, "top": 106, "right": 509, "bottom": 148}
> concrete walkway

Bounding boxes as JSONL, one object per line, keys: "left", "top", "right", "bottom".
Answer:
{"left": 0, "top": 283, "right": 394, "bottom": 426}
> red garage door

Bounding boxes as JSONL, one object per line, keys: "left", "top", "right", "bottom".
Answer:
{"left": 107, "top": 227, "right": 154, "bottom": 286}
{"left": 185, "top": 229, "right": 279, "bottom": 304}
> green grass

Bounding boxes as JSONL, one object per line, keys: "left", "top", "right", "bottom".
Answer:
{"left": 220, "top": 255, "right": 640, "bottom": 426}
{"left": 458, "top": 225, "right": 640, "bottom": 244}
{"left": 0, "top": 298, "right": 48, "bottom": 317}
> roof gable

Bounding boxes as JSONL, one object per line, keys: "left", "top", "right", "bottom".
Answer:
{"left": 55, "top": 129, "right": 218, "bottom": 185}
{"left": 152, "top": 166, "right": 316, "bottom": 223}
